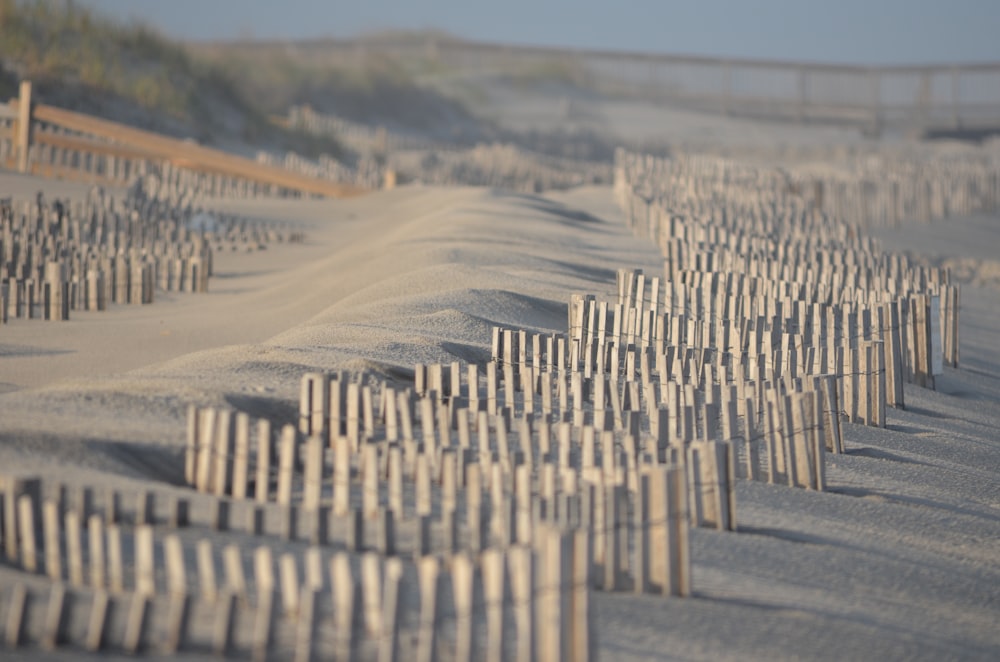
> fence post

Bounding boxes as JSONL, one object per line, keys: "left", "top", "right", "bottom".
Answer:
{"left": 16, "top": 80, "right": 32, "bottom": 174}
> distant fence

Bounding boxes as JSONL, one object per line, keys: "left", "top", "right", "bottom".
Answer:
{"left": 301, "top": 37, "right": 1000, "bottom": 136}
{"left": 0, "top": 81, "right": 367, "bottom": 198}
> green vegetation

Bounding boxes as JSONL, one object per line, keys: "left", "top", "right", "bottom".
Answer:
{"left": 0, "top": 0, "right": 343, "bottom": 155}
{"left": 1, "top": 0, "right": 194, "bottom": 116}
{"left": 191, "top": 42, "right": 481, "bottom": 134}
{"left": 0, "top": 2, "right": 612, "bottom": 158}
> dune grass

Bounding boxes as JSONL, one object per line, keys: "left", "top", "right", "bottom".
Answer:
{"left": 0, "top": 0, "right": 344, "bottom": 156}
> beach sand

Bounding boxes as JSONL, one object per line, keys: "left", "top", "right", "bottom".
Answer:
{"left": 1, "top": 171, "right": 998, "bottom": 659}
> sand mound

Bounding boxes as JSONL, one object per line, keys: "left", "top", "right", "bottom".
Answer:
{"left": 0, "top": 184, "right": 662, "bottom": 459}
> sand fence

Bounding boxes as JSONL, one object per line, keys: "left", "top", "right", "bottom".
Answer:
{"left": 0, "top": 142, "right": 978, "bottom": 658}
{"left": 0, "top": 183, "right": 296, "bottom": 325}
{"left": 0, "top": 81, "right": 367, "bottom": 199}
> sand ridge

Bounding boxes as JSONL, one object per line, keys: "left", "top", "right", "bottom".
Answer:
{"left": 0, "top": 185, "right": 663, "bottom": 464}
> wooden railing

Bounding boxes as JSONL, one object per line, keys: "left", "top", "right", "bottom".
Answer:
{"left": 0, "top": 81, "right": 367, "bottom": 198}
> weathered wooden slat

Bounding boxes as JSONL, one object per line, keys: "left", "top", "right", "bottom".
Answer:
{"left": 32, "top": 103, "right": 367, "bottom": 198}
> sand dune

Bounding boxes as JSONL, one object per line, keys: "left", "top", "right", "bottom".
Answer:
{"left": 1, "top": 173, "right": 998, "bottom": 659}
{"left": 0, "top": 184, "right": 662, "bottom": 468}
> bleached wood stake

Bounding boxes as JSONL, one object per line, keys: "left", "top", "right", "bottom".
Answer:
{"left": 255, "top": 418, "right": 273, "bottom": 503}
{"left": 295, "top": 588, "right": 319, "bottom": 662}
{"left": 164, "top": 534, "right": 187, "bottom": 597}
{"left": 874, "top": 340, "right": 887, "bottom": 428}
{"left": 363, "top": 386, "right": 376, "bottom": 441}
{"left": 821, "top": 376, "right": 844, "bottom": 453}
{"left": 281, "top": 553, "right": 300, "bottom": 617}
{"left": 84, "top": 589, "right": 109, "bottom": 652}
{"left": 197, "top": 539, "right": 218, "bottom": 604}
{"left": 811, "top": 391, "right": 828, "bottom": 490}
{"left": 196, "top": 408, "right": 217, "bottom": 492}
{"left": 123, "top": 593, "right": 149, "bottom": 654}
{"left": 363, "top": 444, "right": 380, "bottom": 519}
{"left": 135, "top": 525, "right": 156, "bottom": 595}
{"left": 277, "top": 425, "right": 297, "bottom": 506}
{"left": 212, "top": 591, "right": 238, "bottom": 656}
{"left": 607, "top": 484, "right": 627, "bottom": 589}
{"left": 792, "top": 393, "right": 813, "bottom": 488}
{"left": 483, "top": 548, "right": 506, "bottom": 662}
{"left": 4, "top": 583, "right": 28, "bottom": 648}
{"left": 334, "top": 437, "right": 351, "bottom": 516}
{"left": 303, "top": 434, "right": 324, "bottom": 511}
{"left": 250, "top": 546, "right": 275, "bottom": 606}
{"left": 213, "top": 409, "right": 234, "bottom": 496}
{"left": 301, "top": 547, "right": 323, "bottom": 592}
{"left": 416, "top": 556, "right": 440, "bottom": 662}
{"left": 330, "top": 378, "right": 346, "bottom": 442}
{"left": 106, "top": 524, "right": 124, "bottom": 593}
{"left": 398, "top": 391, "right": 415, "bottom": 441}
{"left": 668, "top": 466, "right": 692, "bottom": 597}
{"left": 163, "top": 592, "right": 191, "bottom": 655}
{"left": 347, "top": 383, "right": 361, "bottom": 449}
{"left": 64, "top": 510, "right": 83, "bottom": 586}
{"left": 378, "top": 558, "right": 403, "bottom": 662}
{"left": 635, "top": 472, "right": 652, "bottom": 595}
{"left": 509, "top": 545, "right": 536, "bottom": 662}
{"left": 185, "top": 404, "right": 198, "bottom": 485}
{"left": 442, "top": 449, "right": 458, "bottom": 513}
{"left": 233, "top": 412, "right": 251, "bottom": 500}
{"left": 331, "top": 553, "right": 358, "bottom": 662}
{"left": 88, "top": 515, "right": 105, "bottom": 589}
{"left": 16, "top": 494, "right": 37, "bottom": 573}
{"left": 221, "top": 544, "right": 247, "bottom": 602}
{"left": 41, "top": 583, "right": 67, "bottom": 650}
{"left": 389, "top": 445, "right": 403, "bottom": 515}
{"left": 251, "top": 589, "right": 276, "bottom": 662}
{"left": 362, "top": 553, "right": 383, "bottom": 637}
{"left": 537, "top": 526, "right": 571, "bottom": 662}
{"left": 43, "top": 499, "right": 62, "bottom": 581}
{"left": 415, "top": 453, "right": 432, "bottom": 517}
{"left": 571, "top": 527, "right": 594, "bottom": 662}
{"left": 452, "top": 553, "right": 475, "bottom": 662}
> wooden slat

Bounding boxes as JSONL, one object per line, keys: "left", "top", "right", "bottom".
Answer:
{"left": 31, "top": 104, "right": 367, "bottom": 198}
{"left": 33, "top": 130, "right": 161, "bottom": 162}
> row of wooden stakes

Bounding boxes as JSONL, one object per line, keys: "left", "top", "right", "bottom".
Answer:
{"left": 184, "top": 392, "right": 702, "bottom": 587}
{"left": 614, "top": 151, "right": 956, "bottom": 395}
{"left": 0, "top": 474, "right": 599, "bottom": 661}
{"left": 0, "top": 183, "right": 296, "bottom": 324}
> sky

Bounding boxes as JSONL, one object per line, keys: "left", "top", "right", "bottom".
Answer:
{"left": 73, "top": 0, "right": 1000, "bottom": 65}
